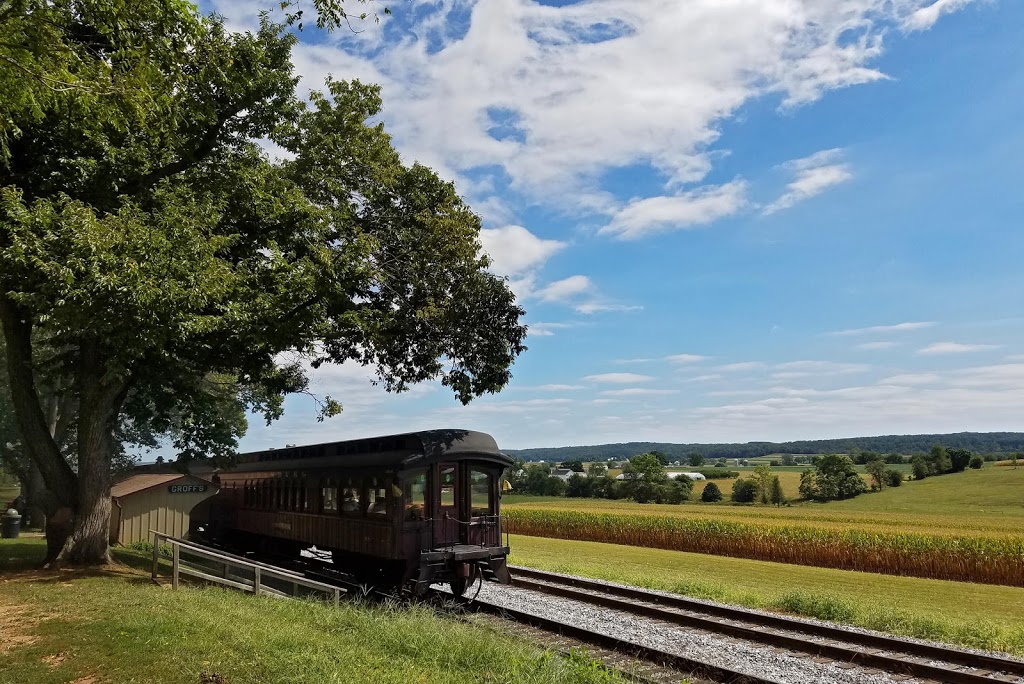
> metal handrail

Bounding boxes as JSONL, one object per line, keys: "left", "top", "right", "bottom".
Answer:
{"left": 149, "top": 531, "right": 343, "bottom": 606}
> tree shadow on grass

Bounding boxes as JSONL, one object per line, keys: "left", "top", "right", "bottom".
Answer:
{"left": 0, "top": 538, "right": 155, "bottom": 586}
{"left": 0, "top": 538, "right": 47, "bottom": 574}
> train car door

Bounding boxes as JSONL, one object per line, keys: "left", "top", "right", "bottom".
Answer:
{"left": 465, "top": 465, "right": 498, "bottom": 547}
{"left": 434, "top": 462, "right": 461, "bottom": 546}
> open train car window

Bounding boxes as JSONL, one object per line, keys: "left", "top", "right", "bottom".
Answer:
{"left": 404, "top": 471, "right": 427, "bottom": 521}
{"left": 367, "top": 477, "right": 389, "bottom": 518}
{"left": 322, "top": 479, "right": 338, "bottom": 513}
{"left": 341, "top": 477, "right": 361, "bottom": 516}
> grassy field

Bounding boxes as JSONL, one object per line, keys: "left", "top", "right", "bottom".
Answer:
{"left": 0, "top": 537, "right": 623, "bottom": 684}
{"left": 508, "top": 534, "right": 1024, "bottom": 656}
{"left": 507, "top": 466, "right": 1024, "bottom": 536}
{"left": 504, "top": 467, "right": 1024, "bottom": 585}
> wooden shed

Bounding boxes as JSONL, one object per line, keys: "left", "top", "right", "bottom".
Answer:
{"left": 109, "top": 473, "right": 219, "bottom": 545}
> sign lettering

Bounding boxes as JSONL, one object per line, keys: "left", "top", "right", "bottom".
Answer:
{"left": 168, "top": 484, "right": 207, "bottom": 494}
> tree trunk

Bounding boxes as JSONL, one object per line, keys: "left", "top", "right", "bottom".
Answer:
{"left": 55, "top": 343, "right": 127, "bottom": 566}
{"left": 25, "top": 462, "right": 47, "bottom": 529}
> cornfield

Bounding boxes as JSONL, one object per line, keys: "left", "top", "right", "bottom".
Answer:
{"left": 506, "top": 509, "right": 1024, "bottom": 586}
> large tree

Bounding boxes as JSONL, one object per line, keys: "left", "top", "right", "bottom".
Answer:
{"left": 0, "top": 2, "right": 526, "bottom": 565}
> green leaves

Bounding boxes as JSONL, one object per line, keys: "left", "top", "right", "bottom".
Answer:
{"left": 1, "top": 0, "right": 525, "bottom": 470}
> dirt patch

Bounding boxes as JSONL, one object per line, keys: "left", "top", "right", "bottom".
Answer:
{"left": 0, "top": 604, "right": 43, "bottom": 653}
{"left": 70, "top": 677, "right": 98, "bottom": 684}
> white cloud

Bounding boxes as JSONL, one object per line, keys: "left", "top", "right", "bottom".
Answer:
{"left": 685, "top": 374, "right": 724, "bottom": 382}
{"left": 904, "top": 0, "right": 979, "bottom": 31}
{"left": 689, "top": 379, "right": 1024, "bottom": 444}
{"left": 856, "top": 341, "right": 898, "bottom": 350}
{"left": 953, "top": 364, "right": 1024, "bottom": 388}
{"left": 881, "top": 373, "right": 942, "bottom": 385}
{"left": 537, "top": 275, "right": 593, "bottom": 303}
{"left": 527, "top": 321, "right": 573, "bottom": 337}
{"left": 829, "top": 321, "right": 936, "bottom": 336}
{"left": 771, "top": 360, "right": 869, "bottom": 379}
{"left": 601, "top": 181, "right": 747, "bottom": 240}
{"left": 273, "top": 0, "right": 976, "bottom": 224}
{"left": 600, "top": 388, "right": 679, "bottom": 397}
{"left": 479, "top": 225, "right": 566, "bottom": 276}
{"left": 583, "top": 373, "right": 654, "bottom": 384}
{"left": 917, "top": 342, "right": 1000, "bottom": 355}
{"left": 535, "top": 384, "right": 585, "bottom": 391}
{"left": 575, "top": 302, "right": 643, "bottom": 315}
{"left": 764, "top": 148, "right": 852, "bottom": 215}
{"left": 666, "top": 354, "right": 708, "bottom": 363}
{"left": 715, "top": 362, "right": 765, "bottom": 372}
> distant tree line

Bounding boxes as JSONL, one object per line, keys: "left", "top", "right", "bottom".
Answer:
{"left": 508, "top": 454, "right": 693, "bottom": 505}
{"left": 506, "top": 432, "right": 1024, "bottom": 463}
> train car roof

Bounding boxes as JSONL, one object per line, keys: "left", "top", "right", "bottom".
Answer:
{"left": 227, "top": 429, "right": 512, "bottom": 473}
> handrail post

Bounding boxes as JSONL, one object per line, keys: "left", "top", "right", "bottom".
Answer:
{"left": 254, "top": 567, "right": 261, "bottom": 596}
{"left": 151, "top": 531, "right": 160, "bottom": 580}
{"left": 172, "top": 543, "right": 180, "bottom": 590}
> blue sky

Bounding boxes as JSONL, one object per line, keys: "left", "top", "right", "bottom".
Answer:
{"left": 211, "top": 0, "right": 1024, "bottom": 451}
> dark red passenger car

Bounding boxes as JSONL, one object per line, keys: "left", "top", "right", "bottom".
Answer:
{"left": 207, "top": 429, "right": 513, "bottom": 595}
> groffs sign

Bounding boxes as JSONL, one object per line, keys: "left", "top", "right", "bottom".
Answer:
{"left": 168, "top": 484, "right": 208, "bottom": 494}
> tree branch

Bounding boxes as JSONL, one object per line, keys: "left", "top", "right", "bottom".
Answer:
{"left": 0, "top": 295, "right": 77, "bottom": 504}
{"left": 124, "top": 94, "right": 260, "bottom": 195}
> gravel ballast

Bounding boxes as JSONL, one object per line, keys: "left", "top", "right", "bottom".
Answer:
{"left": 472, "top": 580, "right": 992, "bottom": 684}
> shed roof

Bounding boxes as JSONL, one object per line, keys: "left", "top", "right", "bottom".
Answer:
{"left": 111, "top": 474, "right": 215, "bottom": 498}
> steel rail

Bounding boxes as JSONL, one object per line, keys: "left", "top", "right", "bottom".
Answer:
{"left": 444, "top": 592, "right": 786, "bottom": 684}
{"left": 510, "top": 566, "right": 1024, "bottom": 684}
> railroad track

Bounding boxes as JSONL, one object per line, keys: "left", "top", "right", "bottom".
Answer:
{"left": 509, "top": 565, "right": 1024, "bottom": 684}
{"left": 445, "top": 590, "right": 786, "bottom": 684}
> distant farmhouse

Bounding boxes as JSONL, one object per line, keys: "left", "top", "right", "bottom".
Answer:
{"left": 615, "top": 471, "right": 705, "bottom": 481}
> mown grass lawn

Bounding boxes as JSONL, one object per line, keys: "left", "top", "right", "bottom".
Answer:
{"left": 508, "top": 534, "right": 1024, "bottom": 656}
{"left": 0, "top": 538, "right": 623, "bottom": 684}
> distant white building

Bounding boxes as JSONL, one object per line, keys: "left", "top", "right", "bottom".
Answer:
{"left": 550, "top": 468, "right": 576, "bottom": 481}
{"left": 615, "top": 471, "right": 706, "bottom": 481}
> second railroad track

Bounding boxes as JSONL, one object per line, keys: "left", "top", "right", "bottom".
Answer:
{"left": 508, "top": 565, "right": 1024, "bottom": 684}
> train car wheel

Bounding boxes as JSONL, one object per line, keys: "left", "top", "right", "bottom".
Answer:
{"left": 448, "top": 563, "right": 478, "bottom": 597}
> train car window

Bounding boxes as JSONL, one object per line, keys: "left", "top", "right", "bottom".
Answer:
{"left": 322, "top": 480, "right": 338, "bottom": 513}
{"left": 366, "top": 477, "right": 389, "bottom": 519}
{"left": 469, "top": 468, "right": 493, "bottom": 517}
{"left": 341, "top": 477, "right": 361, "bottom": 516}
{"left": 404, "top": 471, "right": 427, "bottom": 521}
{"left": 439, "top": 463, "right": 457, "bottom": 508}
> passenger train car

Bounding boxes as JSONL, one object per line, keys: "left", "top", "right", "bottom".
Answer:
{"left": 207, "top": 429, "right": 513, "bottom": 595}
